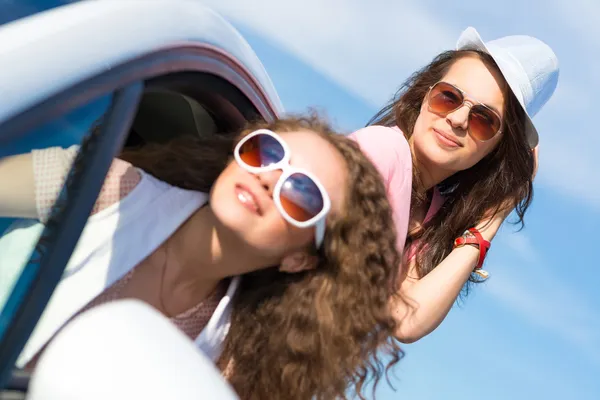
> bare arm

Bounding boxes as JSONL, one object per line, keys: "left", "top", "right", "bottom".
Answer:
{"left": 391, "top": 148, "right": 537, "bottom": 343}
{"left": 391, "top": 215, "right": 504, "bottom": 343}
{"left": 0, "top": 153, "right": 37, "bottom": 218}
{"left": 0, "top": 146, "right": 141, "bottom": 221}
{"left": 351, "top": 126, "right": 534, "bottom": 343}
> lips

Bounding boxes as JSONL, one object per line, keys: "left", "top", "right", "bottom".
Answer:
{"left": 235, "top": 184, "right": 262, "bottom": 216}
{"left": 433, "top": 128, "right": 462, "bottom": 148}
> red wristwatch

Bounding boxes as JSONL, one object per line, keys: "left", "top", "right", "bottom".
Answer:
{"left": 453, "top": 228, "right": 491, "bottom": 279}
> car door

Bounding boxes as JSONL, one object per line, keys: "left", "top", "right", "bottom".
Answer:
{"left": 0, "top": 0, "right": 282, "bottom": 395}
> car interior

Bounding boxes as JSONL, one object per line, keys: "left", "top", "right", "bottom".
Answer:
{"left": 0, "top": 71, "right": 269, "bottom": 399}
{"left": 125, "top": 72, "right": 264, "bottom": 149}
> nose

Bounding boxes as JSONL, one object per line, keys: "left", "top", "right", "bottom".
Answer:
{"left": 446, "top": 102, "right": 471, "bottom": 131}
{"left": 256, "top": 169, "right": 283, "bottom": 196}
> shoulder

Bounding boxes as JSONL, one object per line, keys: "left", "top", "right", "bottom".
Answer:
{"left": 350, "top": 125, "right": 406, "bottom": 142}
{"left": 32, "top": 145, "right": 142, "bottom": 217}
{"left": 349, "top": 125, "right": 411, "bottom": 163}
{"left": 349, "top": 126, "right": 413, "bottom": 254}
{"left": 348, "top": 125, "right": 412, "bottom": 179}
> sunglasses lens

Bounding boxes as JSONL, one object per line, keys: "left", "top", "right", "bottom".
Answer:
{"left": 429, "top": 82, "right": 463, "bottom": 114}
{"left": 238, "top": 133, "right": 285, "bottom": 168}
{"left": 279, "top": 173, "right": 324, "bottom": 222}
{"left": 469, "top": 106, "right": 502, "bottom": 141}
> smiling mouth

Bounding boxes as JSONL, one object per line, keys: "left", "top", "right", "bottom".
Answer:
{"left": 235, "top": 184, "right": 262, "bottom": 216}
{"left": 433, "top": 128, "right": 462, "bottom": 148}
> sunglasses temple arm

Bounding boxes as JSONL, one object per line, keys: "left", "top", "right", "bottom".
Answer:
{"left": 314, "top": 220, "right": 326, "bottom": 249}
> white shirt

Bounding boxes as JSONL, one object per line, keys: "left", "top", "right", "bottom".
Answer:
{"left": 1, "top": 169, "right": 239, "bottom": 368}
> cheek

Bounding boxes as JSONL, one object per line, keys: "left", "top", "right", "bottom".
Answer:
{"left": 411, "top": 116, "right": 435, "bottom": 154}
{"left": 209, "top": 173, "right": 238, "bottom": 224}
{"left": 209, "top": 163, "right": 235, "bottom": 202}
{"left": 209, "top": 164, "right": 255, "bottom": 231}
{"left": 412, "top": 103, "right": 439, "bottom": 139}
{"left": 242, "top": 215, "right": 314, "bottom": 261}
{"left": 412, "top": 104, "right": 428, "bottom": 134}
{"left": 282, "top": 224, "right": 314, "bottom": 248}
{"left": 241, "top": 205, "right": 316, "bottom": 257}
{"left": 470, "top": 131, "right": 501, "bottom": 155}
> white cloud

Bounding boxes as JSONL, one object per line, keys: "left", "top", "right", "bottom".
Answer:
{"left": 497, "top": 230, "right": 540, "bottom": 264}
{"left": 538, "top": 139, "right": 600, "bottom": 209}
{"left": 530, "top": 78, "right": 600, "bottom": 209}
{"left": 484, "top": 256, "right": 600, "bottom": 365}
{"left": 208, "top": 0, "right": 600, "bottom": 211}
{"left": 203, "top": 0, "right": 458, "bottom": 106}
{"left": 543, "top": 80, "right": 592, "bottom": 117}
{"left": 551, "top": 0, "right": 600, "bottom": 49}
{"left": 533, "top": 78, "right": 600, "bottom": 208}
{"left": 485, "top": 230, "right": 600, "bottom": 363}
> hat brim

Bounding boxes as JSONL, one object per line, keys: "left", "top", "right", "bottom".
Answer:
{"left": 456, "top": 27, "right": 538, "bottom": 148}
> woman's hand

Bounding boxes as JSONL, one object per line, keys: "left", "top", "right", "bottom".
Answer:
{"left": 532, "top": 145, "right": 539, "bottom": 180}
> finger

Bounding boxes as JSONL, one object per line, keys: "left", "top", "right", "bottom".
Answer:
{"left": 532, "top": 145, "right": 539, "bottom": 178}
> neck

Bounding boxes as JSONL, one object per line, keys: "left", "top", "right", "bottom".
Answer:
{"left": 164, "top": 206, "right": 268, "bottom": 296}
{"left": 409, "top": 140, "right": 451, "bottom": 191}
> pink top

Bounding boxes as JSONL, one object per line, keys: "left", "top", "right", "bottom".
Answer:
{"left": 30, "top": 146, "right": 224, "bottom": 343}
{"left": 349, "top": 126, "right": 413, "bottom": 252}
{"left": 349, "top": 126, "right": 444, "bottom": 266}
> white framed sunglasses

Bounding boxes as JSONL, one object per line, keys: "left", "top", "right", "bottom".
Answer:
{"left": 234, "top": 129, "right": 331, "bottom": 248}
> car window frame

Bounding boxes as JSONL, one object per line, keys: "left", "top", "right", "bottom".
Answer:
{"left": 0, "top": 45, "right": 279, "bottom": 143}
{"left": 0, "top": 83, "right": 143, "bottom": 388}
{"left": 0, "top": 43, "right": 279, "bottom": 390}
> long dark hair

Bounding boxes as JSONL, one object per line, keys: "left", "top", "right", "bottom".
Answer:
{"left": 120, "top": 113, "right": 404, "bottom": 400}
{"left": 369, "top": 50, "right": 534, "bottom": 294}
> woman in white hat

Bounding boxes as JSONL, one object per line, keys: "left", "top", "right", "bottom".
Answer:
{"left": 350, "top": 27, "right": 560, "bottom": 343}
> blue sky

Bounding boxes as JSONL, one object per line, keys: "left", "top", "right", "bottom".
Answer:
{"left": 204, "top": 1, "right": 600, "bottom": 399}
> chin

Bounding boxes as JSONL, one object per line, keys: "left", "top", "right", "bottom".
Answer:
{"left": 211, "top": 198, "right": 276, "bottom": 250}
{"left": 212, "top": 197, "right": 252, "bottom": 230}
{"left": 416, "top": 136, "right": 450, "bottom": 163}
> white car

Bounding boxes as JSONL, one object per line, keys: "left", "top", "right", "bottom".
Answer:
{"left": 0, "top": 1, "right": 284, "bottom": 398}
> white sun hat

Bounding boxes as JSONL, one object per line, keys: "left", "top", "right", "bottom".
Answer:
{"left": 456, "top": 27, "right": 559, "bottom": 148}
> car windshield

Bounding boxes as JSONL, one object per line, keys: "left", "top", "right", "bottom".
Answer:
{"left": 0, "top": 95, "right": 111, "bottom": 339}
{"left": 0, "top": 0, "right": 81, "bottom": 26}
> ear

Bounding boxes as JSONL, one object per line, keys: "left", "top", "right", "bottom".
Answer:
{"left": 279, "top": 251, "right": 318, "bottom": 274}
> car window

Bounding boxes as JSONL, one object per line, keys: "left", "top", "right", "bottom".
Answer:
{"left": 0, "top": 95, "right": 112, "bottom": 318}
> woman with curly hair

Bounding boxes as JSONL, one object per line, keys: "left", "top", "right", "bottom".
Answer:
{"left": 0, "top": 113, "right": 402, "bottom": 399}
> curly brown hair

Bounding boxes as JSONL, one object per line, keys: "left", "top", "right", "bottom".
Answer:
{"left": 120, "top": 112, "right": 404, "bottom": 400}
{"left": 368, "top": 50, "right": 534, "bottom": 294}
